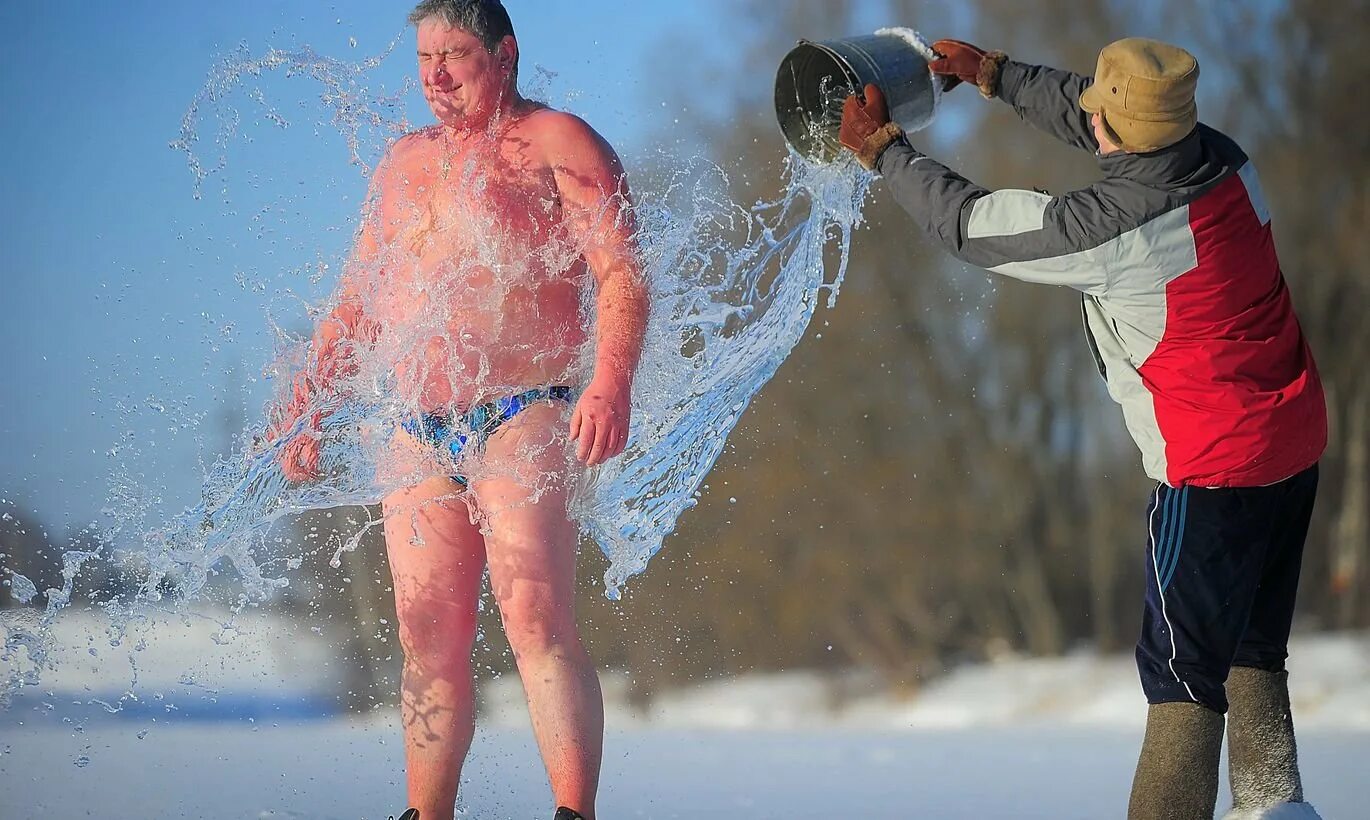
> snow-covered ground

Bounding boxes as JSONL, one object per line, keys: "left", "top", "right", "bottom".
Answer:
{"left": 7, "top": 609, "right": 1368, "bottom": 731}
{"left": 2, "top": 720, "right": 1365, "bottom": 819}
{"left": 1, "top": 610, "right": 1366, "bottom": 818}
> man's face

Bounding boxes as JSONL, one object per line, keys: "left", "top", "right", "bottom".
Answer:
{"left": 416, "top": 21, "right": 513, "bottom": 129}
{"left": 1091, "top": 112, "right": 1122, "bottom": 156}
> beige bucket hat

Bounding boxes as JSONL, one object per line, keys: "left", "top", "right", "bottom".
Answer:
{"left": 1079, "top": 38, "right": 1199, "bottom": 153}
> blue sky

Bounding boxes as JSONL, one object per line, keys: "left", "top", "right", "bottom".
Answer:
{"left": 0, "top": 1, "right": 740, "bottom": 534}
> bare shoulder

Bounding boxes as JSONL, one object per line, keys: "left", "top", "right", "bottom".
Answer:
{"left": 522, "top": 108, "right": 619, "bottom": 167}
{"left": 389, "top": 129, "right": 426, "bottom": 158}
{"left": 384, "top": 127, "right": 441, "bottom": 168}
{"left": 523, "top": 108, "right": 599, "bottom": 140}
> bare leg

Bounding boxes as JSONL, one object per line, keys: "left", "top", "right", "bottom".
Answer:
{"left": 383, "top": 474, "right": 486, "bottom": 820}
{"left": 472, "top": 403, "right": 603, "bottom": 819}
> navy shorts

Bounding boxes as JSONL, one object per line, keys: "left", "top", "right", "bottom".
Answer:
{"left": 1135, "top": 464, "right": 1319, "bottom": 714}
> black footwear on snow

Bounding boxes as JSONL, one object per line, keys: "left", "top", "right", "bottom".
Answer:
{"left": 554, "top": 809, "right": 586, "bottom": 820}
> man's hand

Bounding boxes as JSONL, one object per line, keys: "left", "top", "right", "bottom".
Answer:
{"left": 265, "top": 373, "right": 323, "bottom": 483}
{"left": 279, "top": 430, "right": 321, "bottom": 483}
{"left": 839, "top": 84, "right": 902, "bottom": 170}
{"left": 929, "top": 39, "right": 989, "bottom": 92}
{"left": 267, "top": 399, "right": 321, "bottom": 483}
{"left": 840, "top": 83, "right": 890, "bottom": 151}
{"left": 570, "top": 374, "right": 631, "bottom": 466}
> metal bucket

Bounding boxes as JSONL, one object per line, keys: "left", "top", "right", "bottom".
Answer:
{"left": 775, "top": 32, "right": 938, "bottom": 163}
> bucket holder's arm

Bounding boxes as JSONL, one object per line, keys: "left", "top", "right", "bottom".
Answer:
{"left": 993, "top": 60, "right": 1100, "bottom": 154}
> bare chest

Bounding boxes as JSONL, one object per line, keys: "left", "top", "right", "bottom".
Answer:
{"left": 378, "top": 134, "right": 563, "bottom": 251}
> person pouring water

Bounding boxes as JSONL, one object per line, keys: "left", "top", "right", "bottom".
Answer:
{"left": 838, "top": 37, "right": 1327, "bottom": 820}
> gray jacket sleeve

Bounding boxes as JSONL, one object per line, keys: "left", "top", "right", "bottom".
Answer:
{"left": 874, "top": 139, "right": 1111, "bottom": 295}
{"left": 995, "top": 60, "right": 1098, "bottom": 153}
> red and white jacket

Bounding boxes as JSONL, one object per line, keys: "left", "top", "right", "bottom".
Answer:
{"left": 874, "top": 60, "right": 1326, "bottom": 488}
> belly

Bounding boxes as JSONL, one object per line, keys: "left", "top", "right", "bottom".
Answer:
{"left": 372, "top": 164, "right": 588, "bottom": 409}
{"left": 386, "top": 271, "right": 589, "bottom": 411}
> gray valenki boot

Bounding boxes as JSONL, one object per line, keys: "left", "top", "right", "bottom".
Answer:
{"left": 1221, "top": 667, "right": 1322, "bottom": 820}
{"left": 1128, "top": 701, "right": 1224, "bottom": 820}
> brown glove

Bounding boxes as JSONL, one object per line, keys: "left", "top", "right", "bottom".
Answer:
{"left": 929, "top": 39, "right": 1008, "bottom": 97}
{"left": 839, "top": 83, "right": 903, "bottom": 170}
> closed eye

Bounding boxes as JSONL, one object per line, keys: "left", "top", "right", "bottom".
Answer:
{"left": 417, "top": 50, "right": 470, "bottom": 61}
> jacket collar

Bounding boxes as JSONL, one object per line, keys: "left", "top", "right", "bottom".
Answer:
{"left": 1097, "top": 127, "right": 1204, "bottom": 186}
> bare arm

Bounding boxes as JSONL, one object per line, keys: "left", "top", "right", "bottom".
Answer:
{"left": 543, "top": 113, "right": 649, "bottom": 465}
{"left": 278, "top": 189, "right": 382, "bottom": 421}
{"left": 273, "top": 155, "right": 389, "bottom": 479}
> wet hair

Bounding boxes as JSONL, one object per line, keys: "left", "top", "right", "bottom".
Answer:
{"left": 408, "top": 0, "right": 518, "bottom": 75}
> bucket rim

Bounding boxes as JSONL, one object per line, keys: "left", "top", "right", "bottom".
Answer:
{"left": 787, "top": 39, "right": 862, "bottom": 93}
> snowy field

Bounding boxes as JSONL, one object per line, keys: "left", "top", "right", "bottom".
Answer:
{"left": 1, "top": 720, "right": 1366, "bottom": 819}
{"left": 1, "top": 611, "right": 1366, "bottom": 818}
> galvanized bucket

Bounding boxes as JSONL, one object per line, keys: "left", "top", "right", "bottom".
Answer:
{"left": 775, "top": 32, "right": 938, "bottom": 163}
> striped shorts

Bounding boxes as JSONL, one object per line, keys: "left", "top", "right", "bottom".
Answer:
{"left": 1135, "top": 464, "right": 1319, "bottom": 713}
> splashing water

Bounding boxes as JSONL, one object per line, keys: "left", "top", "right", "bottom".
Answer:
{"left": 169, "top": 38, "right": 412, "bottom": 200}
{"left": 582, "top": 157, "right": 869, "bottom": 595}
{"left": 162, "top": 40, "right": 877, "bottom": 600}
{"left": 3, "top": 34, "right": 924, "bottom": 702}
{"left": 122, "top": 151, "right": 869, "bottom": 604}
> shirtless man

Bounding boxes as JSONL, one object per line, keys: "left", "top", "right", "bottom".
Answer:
{"left": 273, "top": 2, "right": 647, "bottom": 818}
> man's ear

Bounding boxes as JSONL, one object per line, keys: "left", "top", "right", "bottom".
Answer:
{"left": 497, "top": 35, "right": 518, "bottom": 73}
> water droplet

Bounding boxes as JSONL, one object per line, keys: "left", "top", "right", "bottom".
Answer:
{"left": 6, "top": 572, "right": 37, "bottom": 604}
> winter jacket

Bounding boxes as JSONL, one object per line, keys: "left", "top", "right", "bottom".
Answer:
{"left": 875, "top": 60, "right": 1326, "bottom": 488}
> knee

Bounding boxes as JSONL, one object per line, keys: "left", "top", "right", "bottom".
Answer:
{"left": 497, "top": 591, "right": 579, "bottom": 660}
{"left": 395, "top": 597, "right": 479, "bottom": 672}
{"left": 1225, "top": 665, "right": 1292, "bottom": 711}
